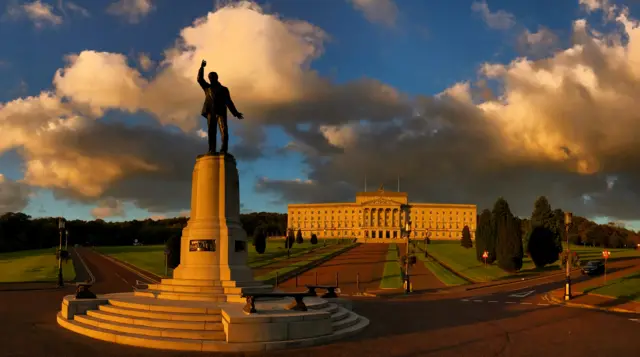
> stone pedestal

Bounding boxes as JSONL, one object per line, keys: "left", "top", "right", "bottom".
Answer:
{"left": 172, "top": 154, "right": 253, "bottom": 284}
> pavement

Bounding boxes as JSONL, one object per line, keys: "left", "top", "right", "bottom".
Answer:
{"left": 1, "top": 247, "right": 639, "bottom": 356}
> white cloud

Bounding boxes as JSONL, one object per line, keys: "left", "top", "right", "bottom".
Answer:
{"left": 107, "top": 0, "right": 154, "bottom": 23}
{"left": 90, "top": 197, "right": 125, "bottom": 219}
{"left": 517, "top": 26, "right": 559, "bottom": 57}
{"left": 0, "top": 174, "right": 30, "bottom": 214}
{"left": 137, "top": 52, "right": 154, "bottom": 71}
{"left": 6, "top": 0, "right": 63, "bottom": 28}
{"left": 348, "top": 0, "right": 398, "bottom": 27}
{"left": 64, "top": 1, "right": 90, "bottom": 17}
{"left": 471, "top": 0, "right": 515, "bottom": 30}
{"left": 5, "top": 0, "right": 640, "bottom": 222}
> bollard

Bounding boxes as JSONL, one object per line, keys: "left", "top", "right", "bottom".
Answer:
{"left": 356, "top": 272, "right": 360, "bottom": 292}
{"left": 276, "top": 272, "right": 279, "bottom": 287}
{"left": 295, "top": 274, "right": 299, "bottom": 287}
{"left": 315, "top": 271, "right": 318, "bottom": 285}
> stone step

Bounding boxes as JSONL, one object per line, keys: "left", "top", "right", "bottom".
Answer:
{"left": 57, "top": 310, "right": 371, "bottom": 352}
{"left": 108, "top": 295, "right": 221, "bottom": 314}
{"left": 99, "top": 305, "right": 221, "bottom": 322}
{"left": 162, "top": 278, "right": 265, "bottom": 288}
{"left": 74, "top": 314, "right": 226, "bottom": 341}
{"left": 135, "top": 290, "right": 228, "bottom": 302}
{"left": 332, "top": 312, "right": 360, "bottom": 331}
{"left": 313, "top": 302, "right": 339, "bottom": 314}
{"left": 330, "top": 307, "right": 350, "bottom": 322}
{"left": 86, "top": 309, "right": 224, "bottom": 331}
{"left": 147, "top": 284, "right": 226, "bottom": 294}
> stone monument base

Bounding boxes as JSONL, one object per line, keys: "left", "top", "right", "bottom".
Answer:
{"left": 57, "top": 291, "right": 369, "bottom": 352}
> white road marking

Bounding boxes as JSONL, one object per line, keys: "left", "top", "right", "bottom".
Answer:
{"left": 520, "top": 302, "right": 532, "bottom": 305}
{"left": 473, "top": 300, "right": 483, "bottom": 302}
{"left": 461, "top": 299, "right": 470, "bottom": 302}
{"left": 488, "top": 300, "right": 499, "bottom": 303}
{"left": 509, "top": 290, "right": 536, "bottom": 298}
{"left": 506, "top": 301, "right": 516, "bottom": 304}
{"left": 630, "top": 319, "right": 639, "bottom": 323}
{"left": 537, "top": 304, "right": 550, "bottom": 306}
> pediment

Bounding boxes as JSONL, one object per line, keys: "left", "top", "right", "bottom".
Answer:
{"left": 361, "top": 198, "right": 403, "bottom": 206}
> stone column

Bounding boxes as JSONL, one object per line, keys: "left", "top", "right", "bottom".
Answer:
{"left": 172, "top": 154, "right": 253, "bottom": 283}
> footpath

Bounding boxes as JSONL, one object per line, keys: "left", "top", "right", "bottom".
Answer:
{"left": 548, "top": 262, "right": 640, "bottom": 314}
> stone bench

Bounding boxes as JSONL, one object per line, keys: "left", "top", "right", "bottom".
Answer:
{"left": 241, "top": 292, "right": 313, "bottom": 314}
{"left": 305, "top": 285, "right": 339, "bottom": 298}
{"left": 75, "top": 282, "right": 97, "bottom": 299}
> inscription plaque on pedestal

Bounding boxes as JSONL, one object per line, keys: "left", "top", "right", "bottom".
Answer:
{"left": 189, "top": 239, "right": 215, "bottom": 252}
{"left": 234, "top": 240, "right": 247, "bottom": 252}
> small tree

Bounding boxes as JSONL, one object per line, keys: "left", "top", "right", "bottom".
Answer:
{"left": 252, "top": 227, "right": 267, "bottom": 254}
{"left": 310, "top": 233, "right": 318, "bottom": 245}
{"left": 285, "top": 229, "right": 295, "bottom": 249}
{"left": 461, "top": 226, "right": 473, "bottom": 248}
{"left": 296, "top": 229, "right": 303, "bottom": 244}
{"left": 165, "top": 233, "right": 181, "bottom": 269}
{"left": 527, "top": 225, "right": 557, "bottom": 268}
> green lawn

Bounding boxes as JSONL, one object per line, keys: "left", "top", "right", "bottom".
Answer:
{"left": 379, "top": 243, "right": 403, "bottom": 289}
{"left": 95, "top": 240, "right": 343, "bottom": 277}
{"left": 584, "top": 271, "right": 640, "bottom": 302}
{"left": 0, "top": 248, "right": 76, "bottom": 282}
{"left": 425, "top": 241, "right": 640, "bottom": 283}
{"left": 417, "top": 253, "right": 468, "bottom": 286}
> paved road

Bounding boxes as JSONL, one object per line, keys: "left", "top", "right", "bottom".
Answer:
{"left": 277, "top": 243, "right": 390, "bottom": 293}
{"left": 0, "top": 248, "right": 638, "bottom": 357}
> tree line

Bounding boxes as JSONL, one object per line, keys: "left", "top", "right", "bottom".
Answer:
{"left": 474, "top": 196, "right": 640, "bottom": 272}
{"left": 0, "top": 212, "right": 287, "bottom": 253}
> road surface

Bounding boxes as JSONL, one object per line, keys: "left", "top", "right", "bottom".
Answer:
{"left": 0, "top": 248, "right": 638, "bottom": 357}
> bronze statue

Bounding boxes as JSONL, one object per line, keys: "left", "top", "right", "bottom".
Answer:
{"left": 197, "top": 59, "right": 243, "bottom": 154}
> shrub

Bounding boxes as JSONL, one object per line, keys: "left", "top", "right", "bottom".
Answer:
{"left": 252, "top": 227, "right": 267, "bottom": 254}
{"left": 461, "top": 226, "right": 473, "bottom": 249}
{"left": 310, "top": 234, "right": 318, "bottom": 245}
{"left": 296, "top": 229, "right": 303, "bottom": 244}
{"left": 165, "top": 234, "right": 181, "bottom": 269}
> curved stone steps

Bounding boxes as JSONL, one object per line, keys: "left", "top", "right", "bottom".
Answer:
{"left": 108, "top": 295, "right": 222, "bottom": 314}
{"left": 74, "top": 314, "right": 226, "bottom": 340}
{"left": 146, "top": 284, "right": 225, "bottom": 294}
{"left": 330, "top": 307, "right": 350, "bottom": 322}
{"left": 332, "top": 312, "right": 360, "bottom": 331}
{"left": 57, "top": 311, "right": 370, "bottom": 352}
{"left": 86, "top": 309, "right": 223, "bottom": 330}
{"left": 98, "top": 304, "right": 222, "bottom": 322}
{"left": 134, "top": 290, "right": 228, "bottom": 302}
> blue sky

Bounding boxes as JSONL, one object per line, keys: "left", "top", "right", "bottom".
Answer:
{"left": 1, "top": 0, "right": 640, "bottom": 229}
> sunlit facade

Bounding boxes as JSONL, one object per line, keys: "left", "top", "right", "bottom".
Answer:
{"left": 287, "top": 187, "right": 477, "bottom": 242}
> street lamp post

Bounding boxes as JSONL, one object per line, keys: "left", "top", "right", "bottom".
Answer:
{"left": 323, "top": 229, "right": 327, "bottom": 247}
{"left": 404, "top": 221, "right": 412, "bottom": 294}
{"left": 602, "top": 249, "right": 611, "bottom": 284}
{"left": 65, "top": 229, "right": 69, "bottom": 250}
{"left": 564, "top": 212, "right": 573, "bottom": 301}
{"left": 57, "top": 218, "right": 65, "bottom": 288}
{"left": 424, "top": 230, "right": 431, "bottom": 258}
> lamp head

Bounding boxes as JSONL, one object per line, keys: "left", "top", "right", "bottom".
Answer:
{"left": 564, "top": 211, "right": 573, "bottom": 225}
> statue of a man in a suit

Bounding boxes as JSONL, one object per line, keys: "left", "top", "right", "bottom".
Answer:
{"left": 197, "top": 59, "right": 244, "bottom": 154}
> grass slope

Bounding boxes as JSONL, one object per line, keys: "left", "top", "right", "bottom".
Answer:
{"left": 584, "top": 270, "right": 640, "bottom": 302}
{"left": 425, "top": 241, "right": 640, "bottom": 283}
{"left": 379, "top": 243, "right": 403, "bottom": 289}
{"left": 0, "top": 248, "right": 76, "bottom": 282}
{"left": 95, "top": 240, "right": 342, "bottom": 277}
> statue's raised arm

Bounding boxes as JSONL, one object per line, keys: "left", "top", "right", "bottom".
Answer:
{"left": 197, "top": 59, "right": 209, "bottom": 90}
